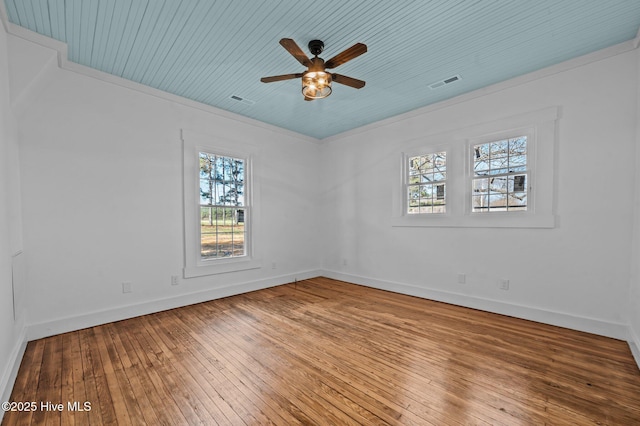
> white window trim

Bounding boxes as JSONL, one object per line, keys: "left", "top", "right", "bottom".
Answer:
{"left": 182, "top": 129, "right": 262, "bottom": 278}
{"left": 392, "top": 106, "right": 558, "bottom": 228}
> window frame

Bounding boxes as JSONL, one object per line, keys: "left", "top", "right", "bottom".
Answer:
{"left": 182, "top": 129, "right": 261, "bottom": 278}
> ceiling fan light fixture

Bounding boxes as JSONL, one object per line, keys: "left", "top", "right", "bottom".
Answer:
{"left": 302, "top": 71, "right": 332, "bottom": 99}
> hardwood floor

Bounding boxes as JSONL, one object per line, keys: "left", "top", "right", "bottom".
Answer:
{"left": 3, "top": 277, "right": 640, "bottom": 425}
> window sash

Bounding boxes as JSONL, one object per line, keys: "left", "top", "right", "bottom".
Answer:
{"left": 406, "top": 152, "right": 447, "bottom": 214}
{"left": 471, "top": 136, "right": 528, "bottom": 213}
{"left": 198, "top": 151, "right": 248, "bottom": 261}
{"left": 200, "top": 206, "right": 247, "bottom": 260}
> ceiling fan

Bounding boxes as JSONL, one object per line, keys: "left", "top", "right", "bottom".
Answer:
{"left": 260, "top": 38, "right": 367, "bottom": 101}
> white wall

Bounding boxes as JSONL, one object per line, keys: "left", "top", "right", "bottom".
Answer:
{"left": 321, "top": 49, "right": 638, "bottom": 340}
{"left": 0, "top": 23, "right": 26, "bottom": 411}
{"left": 15, "top": 46, "right": 322, "bottom": 338}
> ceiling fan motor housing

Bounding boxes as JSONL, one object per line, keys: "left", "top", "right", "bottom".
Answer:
{"left": 308, "top": 40, "right": 324, "bottom": 56}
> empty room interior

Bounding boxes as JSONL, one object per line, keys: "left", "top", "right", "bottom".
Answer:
{"left": 1, "top": 1, "right": 640, "bottom": 424}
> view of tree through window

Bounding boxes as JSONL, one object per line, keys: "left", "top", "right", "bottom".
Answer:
{"left": 472, "top": 136, "right": 527, "bottom": 212}
{"left": 199, "top": 152, "right": 246, "bottom": 259}
{"left": 407, "top": 152, "right": 446, "bottom": 214}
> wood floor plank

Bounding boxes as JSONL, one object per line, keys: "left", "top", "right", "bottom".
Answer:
{"left": 3, "top": 277, "right": 640, "bottom": 425}
{"left": 31, "top": 335, "right": 62, "bottom": 425}
{"left": 78, "top": 328, "right": 110, "bottom": 425}
{"left": 3, "top": 340, "right": 44, "bottom": 426}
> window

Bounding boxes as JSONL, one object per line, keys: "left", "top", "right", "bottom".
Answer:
{"left": 471, "top": 136, "right": 527, "bottom": 212}
{"left": 183, "top": 130, "right": 261, "bottom": 278}
{"left": 392, "top": 106, "right": 558, "bottom": 228}
{"left": 199, "top": 152, "right": 246, "bottom": 259}
{"left": 407, "top": 152, "right": 446, "bottom": 214}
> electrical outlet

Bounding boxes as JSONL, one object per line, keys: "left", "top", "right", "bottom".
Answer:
{"left": 171, "top": 275, "right": 179, "bottom": 286}
{"left": 499, "top": 279, "right": 510, "bottom": 290}
{"left": 457, "top": 273, "right": 466, "bottom": 284}
{"left": 122, "top": 282, "right": 132, "bottom": 293}
{"left": 271, "top": 262, "right": 277, "bottom": 270}
{"left": 342, "top": 258, "right": 348, "bottom": 266}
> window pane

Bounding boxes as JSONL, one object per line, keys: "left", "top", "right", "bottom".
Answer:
{"left": 490, "top": 158, "right": 509, "bottom": 170}
{"left": 490, "top": 176, "right": 508, "bottom": 191}
{"left": 473, "top": 178, "right": 488, "bottom": 193}
{"left": 472, "top": 194, "right": 488, "bottom": 211}
{"left": 510, "top": 154, "right": 527, "bottom": 166}
{"left": 490, "top": 140, "right": 509, "bottom": 156}
{"left": 508, "top": 193, "right": 527, "bottom": 209}
{"left": 475, "top": 144, "right": 489, "bottom": 158}
{"left": 474, "top": 161, "right": 490, "bottom": 176}
{"left": 489, "top": 193, "right": 507, "bottom": 209}
{"left": 510, "top": 136, "right": 527, "bottom": 154}
{"left": 510, "top": 175, "right": 527, "bottom": 192}
{"left": 420, "top": 173, "right": 434, "bottom": 183}
{"left": 408, "top": 185, "right": 421, "bottom": 209}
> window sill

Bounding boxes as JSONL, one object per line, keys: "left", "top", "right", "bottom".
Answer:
{"left": 184, "top": 257, "right": 262, "bottom": 278}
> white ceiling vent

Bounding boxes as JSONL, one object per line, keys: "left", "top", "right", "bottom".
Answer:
{"left": 428, "top": 75, "right": 461, "bottom": 90}
{"left": 229, "top": 95, "right": 255, "bottom": 105}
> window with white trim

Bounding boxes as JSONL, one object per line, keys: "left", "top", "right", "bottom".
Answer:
{"left": 182, "top": 129, "right": 261, "bottom": 278}
{"left": 391, "top": 106, "right": 558, "bottom": 228}
{"left": 407, "top": 152, "right": 446, "bottom": 214}
{"left": 471, "top": 136, "right": 527, "bottom": 212}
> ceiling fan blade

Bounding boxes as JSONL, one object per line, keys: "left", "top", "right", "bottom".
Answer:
{"left": 324, "top": 43, "right": 367, "bottom": 69}
{"left": 332, "top": 74, "right": 366, "bottom": 89}
{"left": 260, "top": 73, "right": 303, "bottom": 83}
{"left": 279, "top": 38, "right": 311, "bottom": 67}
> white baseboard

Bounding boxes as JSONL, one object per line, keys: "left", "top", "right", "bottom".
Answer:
{"left": 0, "top": 325, "right": 27, "bottom": 423}
{"left": 322, "top": 270, "right": 630, "bottom": 341}
{"left": 628, "top": 326, "right": 640, "bottom": 371}
{"left": 27, "top": 269, "right": 322, "bottom": 341}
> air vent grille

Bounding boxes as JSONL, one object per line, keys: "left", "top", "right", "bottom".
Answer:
{"left": 229, "top": 95, "right": 255, "bottom": 105}
{"left": 428, "top": 75, "right": 461, "bottom": 90}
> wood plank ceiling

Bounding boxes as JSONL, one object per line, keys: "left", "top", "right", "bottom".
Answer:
{"left": 4, "top": 0, "right": 640, "bottom": 139}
